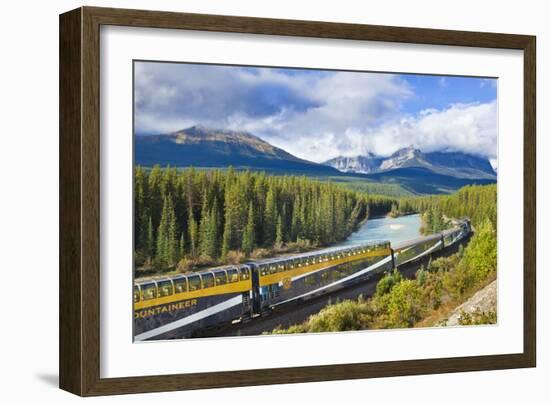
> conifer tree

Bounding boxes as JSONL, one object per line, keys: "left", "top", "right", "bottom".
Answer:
{"left": 221, "top": 213, "right": 233, "bottom": 259}
{"left": 188, "top": 209, "right": 199, "bottom": 258}
{"left": 155, "top": 194, "right": 177, "bottom": 268}
{"left": 263, "top": 188, "right": 277, "bottom": 246}
{"left": 178, "top": 232, "right": 185, "bottom": 262}
{"left": 199, "top": 192, "right": 210, "bottom": 257}
{"left": 242, "top": 202, "right": 256, "bottom": 255}
{"left": 207, "top": 200, "right": 220, "bottom": 258}
{"left": 166, "top": 197, "right": 177, "bottom": 265}
{"left": 275, "top": 214, "right": 284, "bottom": 247}
{"left": 145, "top": 215, "right": 154, "bottom": 258}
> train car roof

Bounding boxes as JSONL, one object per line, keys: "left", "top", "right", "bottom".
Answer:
{"left": 134, "top": 264, "right": 247, "bottom": 285}
{"left": 392, "top": 223, "right": 467, "bottom": 250}
{"left": 392, "top": 233, "right": 441, "bottom": 251}
{"left": 252, "top": 240, "right": 389, "bottom": 266}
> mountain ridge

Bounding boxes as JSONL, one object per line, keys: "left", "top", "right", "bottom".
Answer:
{"left": 323, "top": 146, "right": 496, "bottom": 180}
{"left": 135, "top": 126, "right": 496, "bottom": 194}
{"left": 135, "top": 126, "right": 339, "bottom": 175}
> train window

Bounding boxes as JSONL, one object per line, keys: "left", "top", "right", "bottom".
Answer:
{"left": 260, "top": 265, "right": 268, "bottom": 276}
{"left": 173, "top": 277, "right": 187, "bottom": 293}
{"left": 277, "top": 264, "right": 285, "bottom": 272}
{"left": 202, "top": 273, "right": 215, "bottom": 288}
{"left": 157, "top": 280, "right": 173, "bottom": 297}
{"left": 133, "top": 286, "right": 140, "bottom": 303}
{"left": 269, "top": 265, "right": 277, "bottom": 274}
{"left": 214, "top": 271, "right": 228, "bottom": 286}
{"left": 239, "top": 267, "right": 250, "bottom": 281}
{"left": 187, "top": 275, "right": 201, "bottom": 291}
{"left": 227, "top": 268, "right": 239, "bottom": 283}
{"left": 141, "top": 283, "right": 157, "bottom": 300}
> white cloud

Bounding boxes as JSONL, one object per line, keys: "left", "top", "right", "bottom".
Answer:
{"left": 135, "top": 62, "right": 497, "bottom": 164}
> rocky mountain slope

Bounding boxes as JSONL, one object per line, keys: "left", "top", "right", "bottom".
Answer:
{"left": 135, "top": 126, "right": 339, "bottom": 175}
{"left": 324, "top": 146, "right": 496, "bottom": 180}
{"left": 444, "top": 280, "right": 497, "bottom": 326}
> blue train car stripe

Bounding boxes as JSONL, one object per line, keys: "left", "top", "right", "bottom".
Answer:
{"left": 134, "top": 294, "right": 243, "bottom": 341}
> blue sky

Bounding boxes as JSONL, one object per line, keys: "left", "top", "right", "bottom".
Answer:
{"left": 400, "top": 75, "right": 496, "bottom": 115}
{"left": 134, "top": 62, "right": 497, "bottom": 165}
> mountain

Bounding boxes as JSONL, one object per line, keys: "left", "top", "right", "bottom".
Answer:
{"left": 323, "top": 146, "right": 496, "bottom": 180}
{"left": 323, "top": 154, "right": 383, "bottom": 174}
{"left": 424, "top": 151, "right": 496, "bottom": 179}
{"left": 135, "top": 126, "right": 339, "bottom": 175}
{"left": 136, "top": 128, "right": 496, "bottom": 195}
{"left": 365, "top": 167, "right": 496, "bottom": 195}
{"left": 378, "top": 146, "right": 431, "bottom": 171}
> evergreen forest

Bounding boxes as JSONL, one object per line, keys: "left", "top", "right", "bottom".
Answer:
{"left": 134, "top": 166, "right": 397, "bottom": 275}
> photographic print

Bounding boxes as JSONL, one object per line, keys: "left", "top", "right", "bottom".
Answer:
{"left": 132, "top": 61, "right": 498, "bottom": 342}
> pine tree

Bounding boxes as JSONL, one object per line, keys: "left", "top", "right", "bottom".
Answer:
{"left": 263, "top": 188, "right": 277, "bottom": 246}
{"left": 242, "top": 202, "right": 256, "bottom": 255}
{"left": 166, "top": 198, "right": 177, "bottom": 265}
{"left": 207, "top": 200, "right": 220, "bottom": 258}
{"left": 199, "top": 192, "right": 210, "bottom": 257}
{"left": 178, "top": 232, "right": 185, "bottom": 262}
{"left": 275, "top": 214, "right": 284, "bottom": 247}
{"left": 155, "top": 194, "right": 177, "bottom": 268}
{"left": 188, "top": 209, "right": 199, "bottom": 258}
{"left": 221, "top": 213, "right": 233, "bottom": 259}
{"left": 155, "top": 196, "right": 168, "bottom": 268}
{"left": 145, "top": 215, "right": 154, "bottom": 258}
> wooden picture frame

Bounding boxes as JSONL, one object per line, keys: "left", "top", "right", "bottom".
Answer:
{"left": 59, "top": 6, "right": 536, "bottom": 396}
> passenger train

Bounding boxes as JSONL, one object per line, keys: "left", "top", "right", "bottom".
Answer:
{"left": 133, "top": 219, "right": 471, "bottom": 341}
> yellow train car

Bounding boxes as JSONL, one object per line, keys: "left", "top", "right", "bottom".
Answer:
{"left": 250, "top": 241, "right": 393, "bottom": 312}
{"left": 133, "top": 266, "right": 252, "bottom": 341}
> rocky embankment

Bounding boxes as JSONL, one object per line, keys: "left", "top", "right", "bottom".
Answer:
{"left": 444, "top": 280, "right": 497, "bottom": 326}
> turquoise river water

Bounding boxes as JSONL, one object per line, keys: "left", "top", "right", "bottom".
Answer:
{"left": 337, "top": 213, "right": 424, "bottom": 247}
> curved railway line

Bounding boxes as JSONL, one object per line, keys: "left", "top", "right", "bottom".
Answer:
{"left": 133, "top": 219, "right": 472, "bottom": 341}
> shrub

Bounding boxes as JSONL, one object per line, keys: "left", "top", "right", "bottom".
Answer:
{"left": 251, "top": 248, "right": 272, "bottom": 260}
{"left": 176, "top": 258, "right": 195, "bottom": 273}
{"left": 386, "top": 280, "right": 424, "bottom": 328}
{"left": 308, "top": 300, "right": 372, "bottom": 332}
{"left": 269, "top": 324, "right": 308, "bottom": 334}
{"left": 197, "top": 255, "right": 215, "bottom": 266}
{"left": 375, "top": 269, "right": 403, "bottom": 296}
{"left": 461, "top": 219, "right": 497, "bottom": 282}
{"left": 458, "top": 309, "right": 497, "bottom": 325}
{"left": 225, "top": 250, "right": 246, "bottom": 265}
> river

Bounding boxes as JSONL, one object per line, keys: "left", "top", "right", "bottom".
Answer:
{"left": 337, "top": 213, "right": 424, "bottom": 247}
